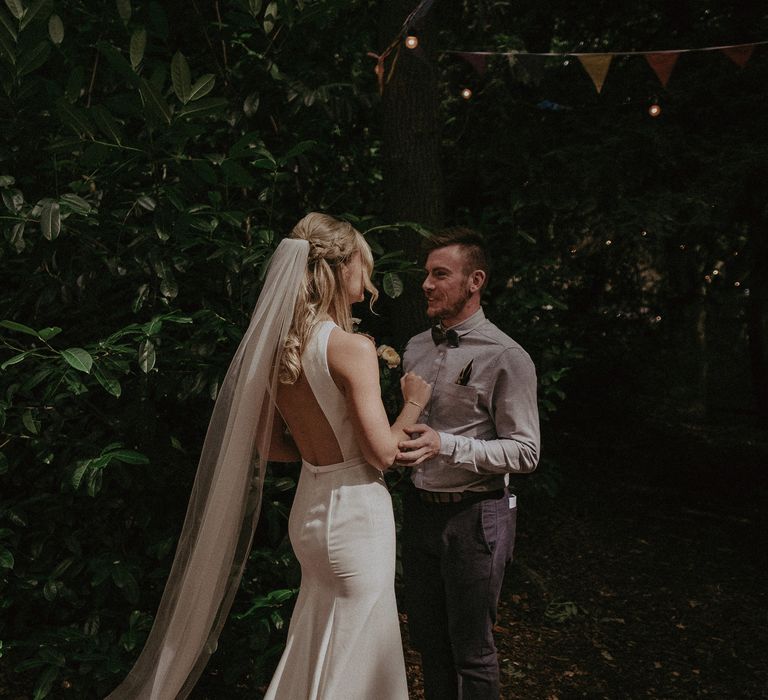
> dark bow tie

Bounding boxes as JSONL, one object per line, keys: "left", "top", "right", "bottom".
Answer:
{"left": 431, "top": 324, "right": 460, "bottom": 347}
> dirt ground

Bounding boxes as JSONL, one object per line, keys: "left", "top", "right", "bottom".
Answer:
{"left": 402, "top": 411, "right": 768, "bottom": 699}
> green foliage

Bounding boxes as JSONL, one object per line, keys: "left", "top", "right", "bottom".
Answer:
{"left": 3, "top": 0, "right": 762, "bottom": 696}
{"left": 0, "top": 0, "right": 381, "bottom": 696}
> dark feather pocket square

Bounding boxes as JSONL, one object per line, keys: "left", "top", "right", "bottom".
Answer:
{"left": 455, "top": 359, "right": 473, "bottom": 386}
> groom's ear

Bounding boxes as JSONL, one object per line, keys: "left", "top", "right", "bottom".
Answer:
{"left": 468, "top": 269, "right": 486, "bottom": 293}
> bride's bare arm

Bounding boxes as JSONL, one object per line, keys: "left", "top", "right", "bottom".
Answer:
{"left": 328, "top": 331, "right": 430, "bottom": 470}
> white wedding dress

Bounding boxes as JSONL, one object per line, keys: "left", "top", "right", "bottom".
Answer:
{"left": 263, "top": 321, "right": 409, "bottom": 700}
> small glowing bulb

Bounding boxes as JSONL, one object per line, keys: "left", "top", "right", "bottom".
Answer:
{"left": 460, "top": 87, "right": 473, "bottom": 99}
{"left": 679, "top": 244, "right": 686, "bottom": 251}
{"left": 605, "top": 239, "right": 612, "bottom": 246}
{"left": 648, "top": 103, "right": 662, "bottom": 117}
{"left": 734, "top": 281, "right": 741, "bottom": 287}
{"left": 641, "top": 230, "right": 647, "bottom": 236}
{"left": 704, "top": 275, "right": 712, "bottom": 282}
{"left": 570, "top": 248, "right": 577, "bottom": 254}
{"left": 405, "top": 35, "right": 419, "bottom": 50}
{"left": 655, "top": 315, "right": 662, "bottom": 322}
{"left": 712, "top": 269, "right": 719, "bottom": 275}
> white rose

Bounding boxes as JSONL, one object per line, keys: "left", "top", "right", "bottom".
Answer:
{"left": 376, "top": 344, "right": 401, "bottom": 369}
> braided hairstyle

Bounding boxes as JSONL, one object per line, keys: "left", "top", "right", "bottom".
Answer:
{"left": 279, "top": 213, "right": 377, "bottom": 384}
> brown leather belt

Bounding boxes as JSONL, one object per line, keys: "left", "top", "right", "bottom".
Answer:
{"left": 416, "top": 488, "right": 505, "bottom": 504}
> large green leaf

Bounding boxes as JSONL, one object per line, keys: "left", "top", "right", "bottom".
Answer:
{"left": 177, "top": 96, "right": 228, "bottom": 118}
{"left": 47, "top": 13, "right": 62, "bottom": 44}
{"left": 0, "top": 351, "right": 31, "bottom": 370}
{"left": 10, "top": 221, "right": 25, "bottom": 252}
{"left": 60, "top": 347, "right": 93, "bottom": 374}
{"left": 2, "top": 187, "right": 23, "bottom": 212}
{"left": 4, "top": 0, "right": 24, "bottom": 21}
{"left": 115, "top": 0, "right": 130, "bottom": 23}
{"left": 40, "top": 200, "right": 60, "bottom": 240}
{"left": 282, "top": 139, "right": 316, "bottom": 161}
{"left": 129, "top": 27, "right": 145, "bottom": 70}
{"left": 59, "top": 192, "right": 91, "bottom": 214}
{"left": 90, "top": 105, "right": 123, "bottom": 145}
{"left": 107, "top": 449, "right": 149, "bottom": 464}
{"left": 171, "top": 51, "right": 191, "bottom": 103}
{"left": 188, "top": 73, "right": 214, "bottom": 101}
{"left": 37, "top": 326, "right": 61, "bottom": 341}
{"left": 71, "top": 459, "right": 92, "bottom": 490}
{"left": 22, "top": 407, "right": 39, "bottom": 434}
{"left": 138, "top": 339, "right": 155, "bottom": 373}
{"left": 93, "top": 366, "right": 121, "bottom": 397}
{"left": 19, "top": 0, "right": 52, "bottom": 30}
{"left": 139, "top": 77, "right": 172, "bottom": 124}
{"left": 0, "top": 319, "right": 37, "bottom": 335}
{"left": 382, "top": 272, "right": 404, "bottom": 299}
{"left": 0, "top": 6, "right": 17, "bottom": 41}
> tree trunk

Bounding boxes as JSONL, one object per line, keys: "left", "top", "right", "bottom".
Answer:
{"left": 745, "top": 224, "right": 768, "bottom": 425}
{"left": 377, "top": 0, "right": 444, "bottom": 346}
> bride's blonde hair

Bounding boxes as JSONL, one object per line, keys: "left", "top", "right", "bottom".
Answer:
{"left": 279, "top": 212, "right": 378, "bottom": 384}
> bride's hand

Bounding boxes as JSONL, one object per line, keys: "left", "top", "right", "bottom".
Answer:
{"left": 400, "top": 372, "right": 431, "bottom": 409}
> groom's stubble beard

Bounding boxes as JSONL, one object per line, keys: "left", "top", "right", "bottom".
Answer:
{"left": 426, "top": 279, "right": 473, "bottom": 323}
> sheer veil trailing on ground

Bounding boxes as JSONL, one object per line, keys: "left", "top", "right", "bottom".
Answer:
{"left": 107, "top": 239, "right": 310, "bottom": 700}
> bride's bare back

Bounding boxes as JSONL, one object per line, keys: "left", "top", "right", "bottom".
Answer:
{"left": 276, "top": 370, "right": 345, "bottom": 466}
{"left": 276, "top": 326, "right": 431, "bottom": 470}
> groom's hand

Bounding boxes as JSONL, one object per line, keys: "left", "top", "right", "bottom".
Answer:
{"left": 396, "top": 424, "right": 441, "bottom": 466}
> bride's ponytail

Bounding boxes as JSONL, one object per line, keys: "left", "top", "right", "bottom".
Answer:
{"left": 279, "top": 213, "right": 377, "bottom": 384}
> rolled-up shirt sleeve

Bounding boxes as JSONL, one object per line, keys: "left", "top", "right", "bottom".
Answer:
{"left": 437, "top": 348, "right": 540, "bottom": 475}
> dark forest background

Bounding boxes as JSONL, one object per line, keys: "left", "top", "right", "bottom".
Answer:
{"left": 1, "top": 1, "right": 766, "bottom": 698}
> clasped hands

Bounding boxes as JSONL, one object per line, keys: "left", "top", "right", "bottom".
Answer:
{"left": 396, "top": 423, "right": 441, "bottom": 466}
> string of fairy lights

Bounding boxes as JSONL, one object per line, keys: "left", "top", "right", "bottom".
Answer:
{"left": 398, "top": 34, "right": 766, "bottom": 117}
{"left": 378, "top": 32, "right": 757, "bottom": 298}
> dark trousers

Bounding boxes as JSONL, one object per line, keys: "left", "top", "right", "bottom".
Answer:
{"left": 402, "top": 487, "right": 517, "bottom": 700}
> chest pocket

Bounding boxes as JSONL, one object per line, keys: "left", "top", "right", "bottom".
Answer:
{"left": 432, "top": 381, "right": 479, "bottom": 425}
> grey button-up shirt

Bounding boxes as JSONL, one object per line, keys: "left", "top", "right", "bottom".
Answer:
{"left": 402, "top": 308, "right": 540, "bottom": 492}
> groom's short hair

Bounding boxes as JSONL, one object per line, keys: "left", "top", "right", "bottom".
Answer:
{"left": 423, "top": 227, "right": 488, "bottom": 287}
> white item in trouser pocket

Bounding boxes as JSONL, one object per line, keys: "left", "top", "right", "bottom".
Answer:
{"left": 509, "top": 495, "right": 517, "bottom": 509}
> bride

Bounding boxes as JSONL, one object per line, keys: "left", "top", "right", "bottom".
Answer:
{"left": 107, "top": 213, "right": 431, "bottom": 699}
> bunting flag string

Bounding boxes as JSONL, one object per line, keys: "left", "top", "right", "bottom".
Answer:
{"left": 369, "top": 0, "right": 767, "bottom": 94}
{"left": 644, "top": 53, "right": 679, "bottom": 88}
{"left": 442, "top": 40, "right": 767, "bottom": 92}
{"left": 577, "top": 54, "right": 613, "bottom": 93}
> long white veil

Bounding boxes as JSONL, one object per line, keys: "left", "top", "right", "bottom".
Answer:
{"left": 107, "top": 238, "right": 309, "bottom": 699}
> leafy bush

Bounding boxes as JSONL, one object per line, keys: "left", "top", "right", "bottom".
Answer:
{"left": 0, "top": 1, "right": 384, "bottom": 696}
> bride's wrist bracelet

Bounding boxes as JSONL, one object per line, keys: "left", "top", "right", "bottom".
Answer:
{"left": 406, "top": 399, "right": 422, "bottom": 409}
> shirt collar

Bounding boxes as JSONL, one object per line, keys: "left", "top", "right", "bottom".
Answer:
{"left": 444, "top": 308, "right": 486, "bottom": 336}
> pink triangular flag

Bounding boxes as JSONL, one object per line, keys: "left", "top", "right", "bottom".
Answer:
{"left": 577, "top": 54, "right": 613, "bottom": 93}
{"left": 645, "top": 52, "right": 679, "bottom": 87}
{"left": 457, "top": 52, "right": 488, "bottom": 76}
{"left": 721, "top": 44, "right": 754, "bottom": 67}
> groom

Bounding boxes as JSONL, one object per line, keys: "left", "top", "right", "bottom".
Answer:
{"left": 397, "top": 227, "right": 540, "bottom": 699}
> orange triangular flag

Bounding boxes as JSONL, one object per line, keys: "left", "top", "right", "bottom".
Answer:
{"left": 645, "top": 52, "right": 679, "bottom": 87}
{"left": 457, "top": 52, "right": 488, "bottom": 76}
{"left": 577, "top": 54, "right": 613, "bottom": 93}
{"left": 721, "top": 44, "right": 754, "bottom": 67}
